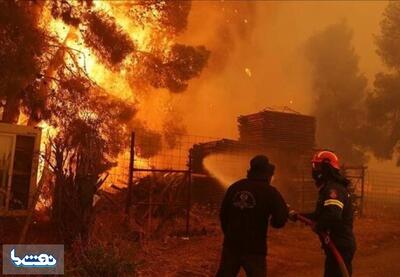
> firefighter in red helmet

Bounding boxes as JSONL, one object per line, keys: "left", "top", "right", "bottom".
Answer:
{"left": 305, "top": 150, "right": 356, "bottom": 277}
{"left": 290, "top": 150, "right": 356, "bottom": 277}
{"left": 312, "top": 150, "right": 340, "bottom": 170}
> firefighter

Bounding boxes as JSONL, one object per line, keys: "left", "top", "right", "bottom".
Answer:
{"left": 216, "top": 155, "right": 288, "bottom": 277}
{"left": 293, "top": 150, "right": 356, "bottom": 277}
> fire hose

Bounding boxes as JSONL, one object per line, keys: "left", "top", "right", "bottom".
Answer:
{"left": 292, "top": 213, "right": 350, "bottom": 277}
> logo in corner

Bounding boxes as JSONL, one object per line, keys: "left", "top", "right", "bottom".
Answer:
{"left": 2, "top": 244, "right": 64, "bottom": 275}
{"left": 233, "top": 191, "right": 256, "bottom": 210}
{"left": 10, "top": 248, "right": 57, "bottom": 268}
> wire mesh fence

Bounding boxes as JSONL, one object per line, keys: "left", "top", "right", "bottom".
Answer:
{"left": 105, "top": 131, "right": 317, "bottom": 238}
{"left": 108, "top": 132, "right": 228, "bottom": 238}
{"left": 105, "top": 129, "right": 400, "bottom": 236}
{"left": 106, "top": 133, "right": 218, "bottom": 189}
{"left": 364, "top": 170, "right": 400, "bottom": 218}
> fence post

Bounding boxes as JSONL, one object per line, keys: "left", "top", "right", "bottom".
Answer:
{"left": 125, "top": 132, "right": 135, "bottom": 215}
{"left": 301, "top": 164, "right": 305, "bottom": 211}
{"left": 185, "top": 150, "right": 193, "bottom": 238}
{"left": 147, "top": 181, "right": 153, "bottom": 237}
{"left": 360, "top": 166, "right": 366, "bottom": 217}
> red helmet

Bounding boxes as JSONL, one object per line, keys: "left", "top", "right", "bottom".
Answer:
{"left": 312, "top": 150, "right": 340, "bottom": 170}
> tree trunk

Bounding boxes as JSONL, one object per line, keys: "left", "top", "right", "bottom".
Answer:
{"left": 28, "top": 27, "right": 77, "bottom": 126}
{"left": 2, "top": 96, "right": 21, "bottom": 123}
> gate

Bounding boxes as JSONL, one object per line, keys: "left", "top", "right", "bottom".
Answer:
{"left": 124, "top": 132, "right": 194, "bottom": 238}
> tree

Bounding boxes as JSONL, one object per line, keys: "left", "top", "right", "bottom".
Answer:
{"left": 363, "top": 72, "right": 400, "bottom": 161}
{"left": 83, "top": 11, "right": 135, "bottom": 68}
{"left": 0, "top": 0, "right": 209, "bottom": 243}
{"left": 127, "top": 0, "right": 192, "bottom": 35}
{"left": 0, "top": 1, "right": 49, "bottom": 123}
{"left": 376, "top": 1, "right": 400, "bottom": 71}
{"left": 46, "top": 72, "right": 136, "bottom": 243}
{"left": 131, "top": 44, "right": 210, "bottom": 93}
{"left": 362, "top": 1, "right": 400, "bottom": 163}
{"left": 305, "top": 21, "right": 368, "bottom": 164}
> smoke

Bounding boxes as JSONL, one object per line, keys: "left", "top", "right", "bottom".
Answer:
{"left": 203, "top": 153, "right": 251, "bottom": 188}
{"left": 202, "top": 151, "right": 301, "bottom": 205}
{"left": 173, "top": 2, "right": 386, "bottom": 140}
{"left": 134, "top": 2, "right": 400, "bottom": 169}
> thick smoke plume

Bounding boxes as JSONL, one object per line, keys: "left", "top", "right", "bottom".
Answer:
{"left": 177, "top": 2, "right": 391, "bottom": 170}
{"left": 177, "top": 2, "right": 385, "bottom": 140}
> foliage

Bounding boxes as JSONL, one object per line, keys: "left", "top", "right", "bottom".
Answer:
{"left": 376, "top": 1, "right": 400, "bottom": 70}
{"left": 67, "top": 240, "right": 137, "bottom": 276}
{"left": 83, "top": 11, "right": 135, "bottom": 67}
{"left": 361, "top": 2, "right": 400, "bottom": 164}
{"left": 0, "top": 0, "right": 209, "bottom": 243}
{"left": 305, "top": 21, "right": 367, "bottom": 164}
{"left": 47, "top": 71, "right": 136, "bottom": 158}
{"left": 50, "top": 0, "right": 92, "bottom": 27}
{"left": 0, "top": 0, "right": 49, "bottom": 122}
{"left": 128, "top": 0, "right": 192, "bottom": 34}
{"left": 45, "top": 72, "right": 136, "bottom": 243}
{"left": 162, "top": 113, "right": 187, "bottom": 149}
{"left": 363, "top": 72, "right": 400, "bottom": 162}
{"left": 1, "top": 0, "right": 209, "bottom": 123}
{"left": 132, "top": 44, "right": 210, "bottom": 93}
{"left": 134, "top": 128, "right": 162, "bottom": 159}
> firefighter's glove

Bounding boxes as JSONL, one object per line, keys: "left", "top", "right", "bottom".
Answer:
{"left": 288, "top": 210, "right": 298, "bottom": 222}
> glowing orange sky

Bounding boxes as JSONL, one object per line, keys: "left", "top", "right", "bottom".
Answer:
{"left": 176, "top": 1, "right": 386, "bottom": 139}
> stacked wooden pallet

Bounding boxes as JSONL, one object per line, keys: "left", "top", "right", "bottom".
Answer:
{"left": 238, "top": 110, "right": 316, "bottom": 151}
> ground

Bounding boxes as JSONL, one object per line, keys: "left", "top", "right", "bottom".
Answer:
{"left": 1, "top": 211, "right": 399, "bottom": 276}
{"left": 134, "top": 216, "right": 400, "bottom": 277}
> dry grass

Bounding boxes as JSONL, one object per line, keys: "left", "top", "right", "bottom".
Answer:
{"left": 2, "top": 204, "right": 399, "bottom": 276}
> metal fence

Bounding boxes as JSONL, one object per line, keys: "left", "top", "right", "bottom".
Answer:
{"left": 107, "top": 132, "right": 221, "bottom": 238}
{"left": 306, "top": 167, "right": 400, "bottom": 219}
{"left": 106, "top": 132, "right": 316, "bottom": 236}
{"left": 364, "top": 170, "right": 400, "bottom": 218}
{"left": 106, "top": 130, "right": 400, "bottom": 236}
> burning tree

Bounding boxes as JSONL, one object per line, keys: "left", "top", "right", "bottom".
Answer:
{"left": 0, "top": 1, "right": 49, "bottom": 123}
{"left": 46, "top": 73, "right": 136, "bottom": 243}
{"left": 0, "top": 0, "right": 209, "bottom": 243}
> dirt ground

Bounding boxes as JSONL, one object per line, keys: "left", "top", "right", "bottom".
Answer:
{"left": 1, "top": 209, "right": 399, "bottom": 276}
{"left": 135, "top": 216, "right": 400, "bottom": 277}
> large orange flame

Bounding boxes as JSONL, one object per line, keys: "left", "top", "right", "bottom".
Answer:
{"left": 35, "top": 1, "right": 182, "bottom": 189}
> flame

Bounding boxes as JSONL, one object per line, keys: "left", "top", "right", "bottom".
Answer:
{"left": 42, "top": 1, "right": 151, "bottom": 100}
{"left": 42, "top": 0, "right": 177, "bottom": 122}
{"left": 39, "top": 1, "right": 180, "bottom": 186}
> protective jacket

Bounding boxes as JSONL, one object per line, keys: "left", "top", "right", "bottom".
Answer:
{"left": 309, "top": 179, "right": 356, "bottom": 251}
{"left": 220, "top": 178, "right": 288, "bottom": 255}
